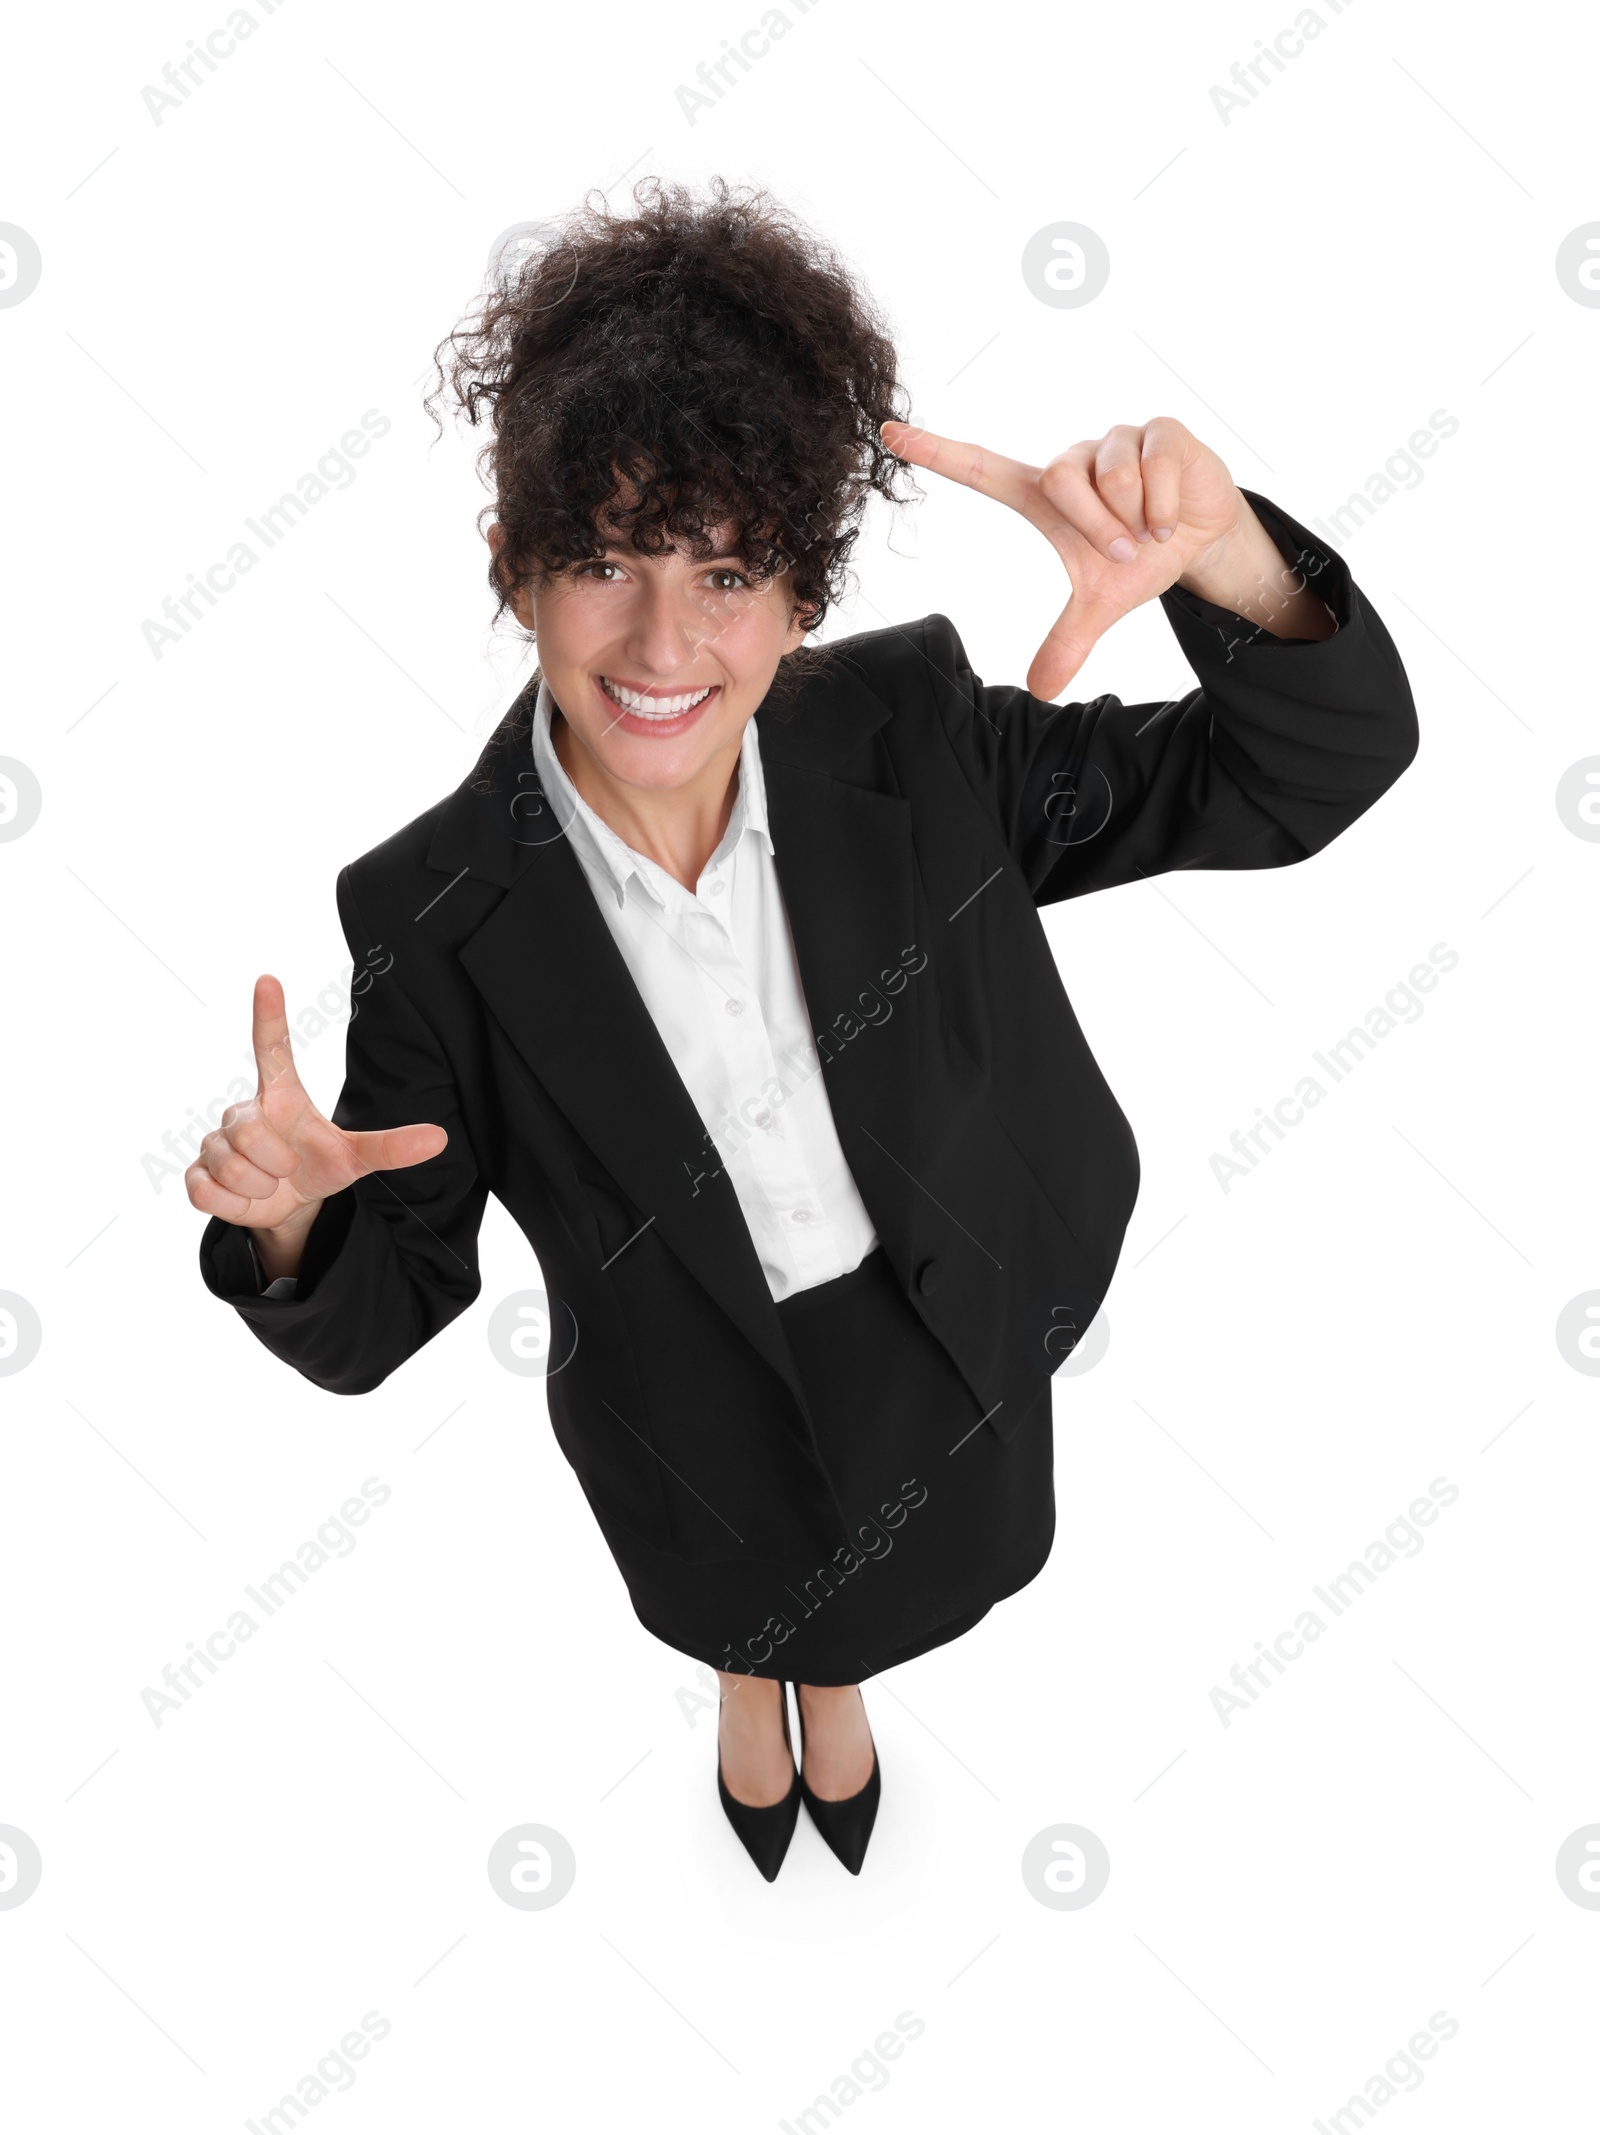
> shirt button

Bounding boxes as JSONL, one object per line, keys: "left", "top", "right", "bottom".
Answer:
{"left": 707, "top": 878, "right": 726, "bottom": 896}
{"left": 791, "top": 1208, "right": 814, "bottom": 1225}
{"left": 754, "top": 1109, "right": 773, "bottom": 1130}
{"left": 724, "top": 998, "right": 745, "bottom": 1017}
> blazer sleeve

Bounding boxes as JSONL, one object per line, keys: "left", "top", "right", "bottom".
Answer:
{"left": 196, "top": 862, "right": 488, "bottom": 1392}
{"left": 921, "top": 487, "right": 1419, "bottom": 905}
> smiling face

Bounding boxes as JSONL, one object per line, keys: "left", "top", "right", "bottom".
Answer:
{"left": 497, "top": 507, "right": 809, "bottom": 802}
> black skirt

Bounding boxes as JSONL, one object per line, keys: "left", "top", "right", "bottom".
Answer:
{"left": 592, "top": 1244, "right": 1057, "bottom": 1684}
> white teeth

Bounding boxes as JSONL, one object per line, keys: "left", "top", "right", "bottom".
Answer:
{"left": 599, "top": 676, "right": 714, "bottom": 718}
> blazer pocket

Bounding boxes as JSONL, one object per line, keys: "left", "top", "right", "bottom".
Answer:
{"left": 937, "top": 1011, "right": 1115, "bottom": 1288}
{"left": 572, "top": 1164, "right": 646, "bottom": 1263}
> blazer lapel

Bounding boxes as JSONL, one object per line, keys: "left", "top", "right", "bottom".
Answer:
{"left": 761, "top": 755, "right": 920, "bottom": 1272}
{"left": 423, "top": 650, "right": 918, "bottom": 1402}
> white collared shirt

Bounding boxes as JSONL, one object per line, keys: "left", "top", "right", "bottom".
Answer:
{"left": 529, "top": 677, "right": 878, "bottom": 1301}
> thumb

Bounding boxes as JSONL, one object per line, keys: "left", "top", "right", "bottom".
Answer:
{"left": 252, "top": 973, "right": 304, "bottom": 1095}
{"left": 342, "top": 1122, "right": 449, "bottom": 1177}
{"left": 1026, "top": 592, "right": 1117, "bottom": 701}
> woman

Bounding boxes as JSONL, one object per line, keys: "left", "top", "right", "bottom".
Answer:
{"left": 188, "top": 178, "right": 1419, "bottom": 1880}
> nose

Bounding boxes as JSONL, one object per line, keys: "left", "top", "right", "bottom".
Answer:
{"left": 619, "top": 573, "right": 719, "bottom": 681}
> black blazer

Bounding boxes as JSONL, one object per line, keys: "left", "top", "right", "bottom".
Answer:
{"left": 200, "top": 489, "right": 1418, "bottom": 1565}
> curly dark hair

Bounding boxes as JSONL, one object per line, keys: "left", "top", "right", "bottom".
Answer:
{"left": 425, "top": 175, "right": 918, "bottom": 705}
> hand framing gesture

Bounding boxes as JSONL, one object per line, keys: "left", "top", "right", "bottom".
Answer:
{"left": 186, "top": 974, "right": 447, "bottom": 1246}
{"left": 881, "top": 414, "right": 1246, "bottom": 699}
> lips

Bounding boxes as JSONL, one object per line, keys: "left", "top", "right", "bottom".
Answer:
{"left": 598, "top": 676, "right": 715, "bottom": 718}
{"left": 593, "top": 673, "right": 720, "bottom": 735}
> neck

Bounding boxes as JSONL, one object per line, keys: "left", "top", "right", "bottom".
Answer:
{"left": 551, "top": 704, "right": 741, "bottom": 893}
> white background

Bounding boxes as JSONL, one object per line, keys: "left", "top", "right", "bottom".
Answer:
{"left": 3, "top": 0, "right": 1596, "bottom": 2127}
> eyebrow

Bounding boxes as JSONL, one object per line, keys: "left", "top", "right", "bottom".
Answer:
{"left": 593, "top": 544, "right": 750, "bottom": 566}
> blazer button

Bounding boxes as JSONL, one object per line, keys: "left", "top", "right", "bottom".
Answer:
{"left": 916, "top": 1259, "right": 942, "bottom": 1297}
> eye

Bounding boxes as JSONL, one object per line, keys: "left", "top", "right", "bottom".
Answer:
{"left": 707, "top": 567, "right": 750, "bottom": 592}
{"left": 573, "top": 559, "right": 625, "bottom": 583}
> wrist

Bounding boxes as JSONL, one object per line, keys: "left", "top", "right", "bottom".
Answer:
{"left": 1174, "top": 490, "right": 1253, "bottom": 600}
{"left": 1172, "top": 493, "right": 1334, "bottom": 640}
{"left": 256, "top": 1202, "right": 322, "bottom": 1281}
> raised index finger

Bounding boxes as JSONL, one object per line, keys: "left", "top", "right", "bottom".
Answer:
{"left": 880, "top": 420, "right": 1045, "bottom": 520}
{"left": 252, "top": 973, "right": 302, "bottom": 1093}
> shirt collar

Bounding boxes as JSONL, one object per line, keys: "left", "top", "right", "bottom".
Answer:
{"left": 530, "top": 674, "right": 773, "bottom": 910}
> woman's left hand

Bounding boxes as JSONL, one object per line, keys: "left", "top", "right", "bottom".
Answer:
{"left": 880, "top": 414, "right": 1247, "bottom": 699}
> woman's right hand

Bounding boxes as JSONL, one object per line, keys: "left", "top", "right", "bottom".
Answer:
{"left": 186, "top": 975, "right": 448, "bottom": 1279}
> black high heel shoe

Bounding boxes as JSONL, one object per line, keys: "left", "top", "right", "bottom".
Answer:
{"left": 796, "top": 1685, "right": 881, "bottom": 1875}
{"left": 716, "top": 1676, "right": 801, "bottom": 1882}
